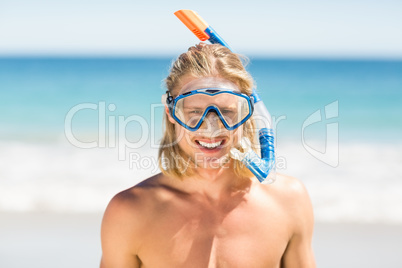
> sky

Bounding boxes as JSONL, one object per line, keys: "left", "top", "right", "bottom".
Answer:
{"left": 0, "top": 0, "right": 401, "bottom": 58}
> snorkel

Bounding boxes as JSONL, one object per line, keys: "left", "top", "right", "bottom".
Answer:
{"left": 174, "top": 10, "right": 276, "bottom": 184}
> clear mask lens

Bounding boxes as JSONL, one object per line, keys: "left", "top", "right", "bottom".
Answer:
{"left": 173, "top": 91, "right": 252, "bottom": 130}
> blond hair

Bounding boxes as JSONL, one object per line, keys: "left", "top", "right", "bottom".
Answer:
{"left": 158, "top": 43, "right": 257, "bottom": 179}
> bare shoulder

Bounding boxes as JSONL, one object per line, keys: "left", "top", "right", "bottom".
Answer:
{"left": 268, "top": 173, "right": 312, "bottom": 206}
{"left": 260, "top": 173, "right": 314, "bottom": 232}
{"left": 104, "top": 173, "right": 163, "bottom": 210}
{"left": 101, "top": 173, "right": 169, "bottom": 237}
{"left": 260, "top": 174, "right": 316, "bottom": 267}
{"left": 100, "top": 173, "right": 170, "bottom": 267}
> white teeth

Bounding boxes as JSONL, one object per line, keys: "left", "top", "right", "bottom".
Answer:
{"left": 198, "top": 140, "right": 222, "bottom": 149}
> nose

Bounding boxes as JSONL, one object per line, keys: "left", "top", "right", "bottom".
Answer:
{"left": 199, "top": 111, "right": 225, "bottom": 131}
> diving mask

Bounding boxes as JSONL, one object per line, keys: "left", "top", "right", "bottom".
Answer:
{"left": 164, "top": 87, "right": 254, "bottom": 131}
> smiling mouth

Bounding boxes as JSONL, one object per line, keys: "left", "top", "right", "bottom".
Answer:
{"left": 195, "top": 139, "right": 225, "bottom": 149}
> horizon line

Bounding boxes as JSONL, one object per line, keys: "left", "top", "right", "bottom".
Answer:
{"left": 1, "top": 53, "right": 402, "bottom": 62}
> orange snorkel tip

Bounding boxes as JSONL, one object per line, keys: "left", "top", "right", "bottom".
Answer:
{"left": 174, "top": 10, "right": 210, "bottom": 41}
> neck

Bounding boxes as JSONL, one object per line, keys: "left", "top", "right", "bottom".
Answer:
{"left": 179, "top": 160, "right": 252, "bottom": 202}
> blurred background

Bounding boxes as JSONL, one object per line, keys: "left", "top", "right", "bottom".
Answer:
{"left": 1, "top": 0, "right": 401, "bottom": 267}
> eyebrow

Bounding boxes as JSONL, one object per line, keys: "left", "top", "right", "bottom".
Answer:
{"left": 183, "top": 106, "right": 204, "bottom": 109}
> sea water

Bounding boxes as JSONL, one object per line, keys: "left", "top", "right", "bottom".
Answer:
{"left": 0, "top": 57, "right": 401, "bottom": 223}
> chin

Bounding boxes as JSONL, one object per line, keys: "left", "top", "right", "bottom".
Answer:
{"left": 193, "top": 153, "right": 231, "bottom": 170}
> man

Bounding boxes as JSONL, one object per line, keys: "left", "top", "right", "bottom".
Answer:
{"left": 100, "top": 44, "right": 315, "bottom": 267}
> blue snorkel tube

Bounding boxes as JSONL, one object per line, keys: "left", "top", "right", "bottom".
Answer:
{"left": 174, "top": 10, "right": 276, "bottom": 184}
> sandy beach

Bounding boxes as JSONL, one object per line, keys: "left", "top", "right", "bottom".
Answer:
{"left": 1, "top": 212, "right": 401, "bottom": 268}
{"left": 313, "top": 221, "right": 402, "bottom": 268}
{"left": 0, "top": 212, "right": 103, "bottom": 268}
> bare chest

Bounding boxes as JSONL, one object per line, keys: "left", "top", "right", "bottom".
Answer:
{"left": 137, "top": 200, "right": 290, "bottom": 268}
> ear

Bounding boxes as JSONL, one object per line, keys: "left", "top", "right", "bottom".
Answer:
{"left": 165, "top": 105, "right": 176, "bottom": 124}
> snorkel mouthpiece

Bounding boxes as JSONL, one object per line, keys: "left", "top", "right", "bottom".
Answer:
{"left": 174, "top": 9, "right": 276, "bottom": 184}
{"left": 230, "top": 134, "right": 275, "bottom": 184}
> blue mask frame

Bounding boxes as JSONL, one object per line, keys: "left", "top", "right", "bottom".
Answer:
{"left": 166, "top": 88, "right": 254, "bottom": 131}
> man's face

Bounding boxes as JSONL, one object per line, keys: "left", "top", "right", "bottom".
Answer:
{"left": 166, "top": 76, "right": 244, "bottom": 170}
